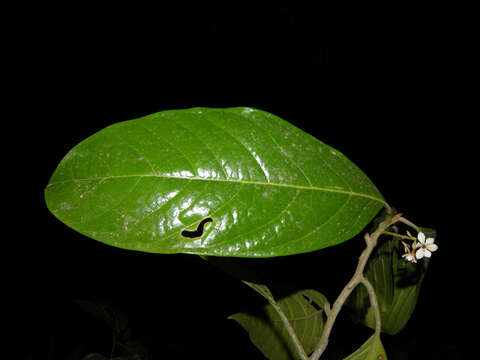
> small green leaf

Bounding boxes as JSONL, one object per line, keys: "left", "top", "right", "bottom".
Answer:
{"left": 242, "top": 281, "right": 277, "bottom": 304}
{"left": 343, "top": 333, "right": 387, "bottom": 360}
{"left": 299, "top": 289, "right": 329, "bottom": 313}
{"left": 379, "top": 236, "right": 429, "bottom": 335}
{"left": 348, "top": 228, "right": 432, "bottom": 334}
{"left": 230, "top": 284, "right": 328, "bottom": 360}
{"left": 347, "top": 237, "right": 394, "bottom": 321}
{"left": 45, "top": 107, "right": 385, "bottom": 257}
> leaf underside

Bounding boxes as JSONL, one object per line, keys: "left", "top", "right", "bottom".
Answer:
{"left": 230, "top": 287, "right": 328, "bottom": 360}
{"left": 343, "top": 333, "right": 387, "bottom": 360}
{"left": 348, "top": 228, "right": 432, "bottom": 335}
{"left": 45, "top": 107, "right": 385, "bottom": 257}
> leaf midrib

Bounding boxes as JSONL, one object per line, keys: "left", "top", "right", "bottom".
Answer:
{"left": 47, "top": 173, "right": 386, "bottom": 205}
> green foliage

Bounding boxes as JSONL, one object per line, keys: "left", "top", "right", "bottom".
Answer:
{"left": 347, "top": 228, "right": 433, "bottom": 335}
{"left": 45, "top": 107, "right": 385, "bottom": 257}
{"left": 44, "top": 107, "right": 434, "bottom": 358}
{"left": 343, "top": 333, "right": 387, "bottom": 360}
{"left": 230, "top": 281, "right": 329, "bottom": 360}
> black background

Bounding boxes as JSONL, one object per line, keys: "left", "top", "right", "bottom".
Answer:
{"left": 7, "top": 3, "right": 470, "bottom": 359}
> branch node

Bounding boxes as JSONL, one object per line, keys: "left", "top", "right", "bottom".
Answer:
{"left": 309, "top": 213, "right": 401, "bottom": 360}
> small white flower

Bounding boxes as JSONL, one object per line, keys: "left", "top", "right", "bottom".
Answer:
{"left": 415, "top": 232, "right": 438, "bottom": 259}
{"left": 401, "top": 241, "right": 417, "bottom": 263}
{"left": 402, "top": 252, "right": 417, "bottom": 263}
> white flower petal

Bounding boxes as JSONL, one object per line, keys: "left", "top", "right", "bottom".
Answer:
{"left": 426, "top": 243, "right": 438, "bottom": 252}
{"left": 426, "top": 238, "right": 435, "bottom": 245}
{"left": 415, "top": 242, "right": 422, "bottom": 249}
{"left": 424, "top": 249, "right": 432, "bottom": 258}
{"left": 416, "top": 248, "right": 425, "bottom": 259}
{"left": 417, "top": 232, "right": 425, "bottom": 243}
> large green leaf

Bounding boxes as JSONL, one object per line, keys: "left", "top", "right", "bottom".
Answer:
{"left": 45, "top": 107, "right": 386, "bottom": 257}
{"left": 230, "top": 284, "right": 328, "bottom": 360}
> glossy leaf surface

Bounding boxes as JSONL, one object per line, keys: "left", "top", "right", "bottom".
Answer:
{"left": 230, "top": 284, "right": 328, "bottom": 360}
{"left": 45, "top": 107, "right": 385, "bottom": 257}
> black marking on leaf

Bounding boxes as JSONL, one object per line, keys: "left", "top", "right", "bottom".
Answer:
{"left": 181, "top": 217, "right": 213, "bottom": 238}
